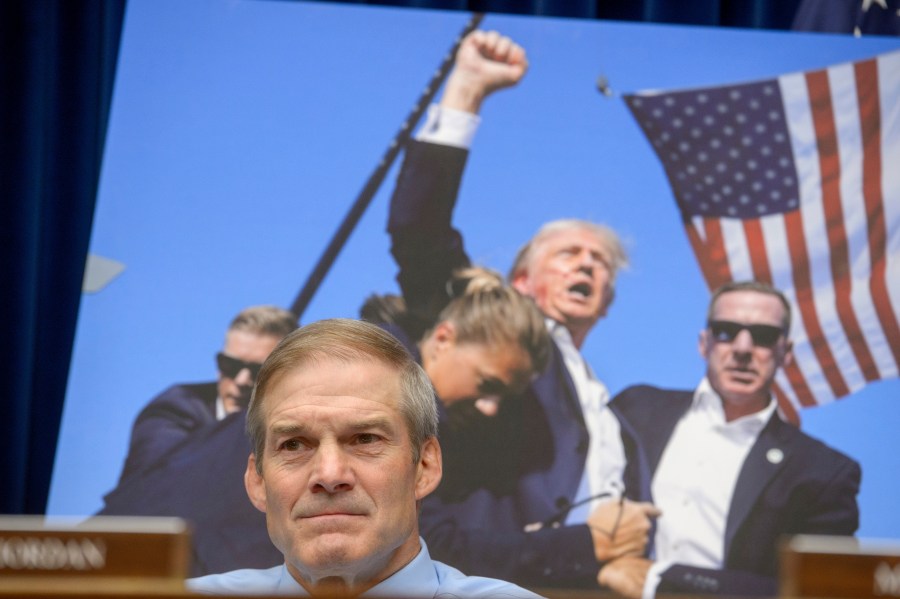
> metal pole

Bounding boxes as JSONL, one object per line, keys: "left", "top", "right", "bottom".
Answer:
{"left": 290, "top": 13, "right": 485, "bottom": 319}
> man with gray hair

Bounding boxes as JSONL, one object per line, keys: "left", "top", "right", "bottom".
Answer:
{"left": 388, "top": 30, "right": 657, "bottom": 589}
{"left": 99, "top": 305, "right": 298, "bottom": 575}
{"left": 188, "top": 318, "right": 542, "bottom": 598}
{"left": 108, "top": 305, "right": 298, "bottom": 485}
{"left": 606, "top": 281, "right": 860, "bottom": 597}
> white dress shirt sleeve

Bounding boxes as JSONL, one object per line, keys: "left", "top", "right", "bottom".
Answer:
{"left": 414, "top": 104, "right": 480, "bottom": 149}
{"left": 641, "top": 561, "right": 670, "bottom": 599}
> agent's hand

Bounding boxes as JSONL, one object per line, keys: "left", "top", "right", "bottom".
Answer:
{"left": 587, "top": 499, "right": 661, "bottom": 562}
{"left": 440, "top": 30, "right": 528, "bottom": 114}
{"left": 598, "top": 556, "right": 653, "bottom": 599}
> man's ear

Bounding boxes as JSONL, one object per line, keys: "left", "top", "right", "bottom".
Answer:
{"left": 698, "top": 328, "right": 711, "bottom": 360}
{"left": 511, "top": 270, "right": 530, "bottom": 295}
{"left": 780, "top": 340, "right": 795, "bottom": 369}
{"left": 245, "top": 454, "right": 267, "bottom": 513}
{"left": 414, "top": 437, "right": 442, "bottom": 501}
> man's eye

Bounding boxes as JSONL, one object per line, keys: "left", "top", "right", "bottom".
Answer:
{"left": 356, "top": 433, "right": 380, "bottom": 445}
{"left": 591, "top": 253, "right": 610, "bottom": 268}
{"left": 281, "top": 439, "right": 302, "bottom": 451}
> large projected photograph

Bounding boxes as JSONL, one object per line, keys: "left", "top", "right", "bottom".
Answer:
{"left": 49, "top": 0, "right": 899, "bottom": 592}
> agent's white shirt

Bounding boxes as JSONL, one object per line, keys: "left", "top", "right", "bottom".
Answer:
{"left": 643, "top": 377, "right": 776, "bottom": 599}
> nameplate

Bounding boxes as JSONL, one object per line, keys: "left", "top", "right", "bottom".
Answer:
{"left": 782, "top": 534, "right": 900, "bottom": 598}
{"left": 0, "top": 516, "right": 190, "bottom": 592}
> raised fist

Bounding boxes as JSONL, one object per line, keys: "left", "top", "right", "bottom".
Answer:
{"left": 440, "top": 30, "right": 528, "bottom": 113}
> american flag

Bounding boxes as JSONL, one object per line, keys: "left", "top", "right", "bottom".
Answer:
{"left": 624, "top": 49, "right": 900, "bottom": 420}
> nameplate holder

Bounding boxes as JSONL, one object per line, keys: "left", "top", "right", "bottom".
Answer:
{"left": 782, "top": 534, "right": 900, "bottom": 598}
{"left": 0, "top": 516, "right": 191, "bottom": 593}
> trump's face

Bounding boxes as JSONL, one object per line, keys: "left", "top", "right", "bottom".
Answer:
{"left": 244, "top": 356, "right": 441, "bottom": 593}
{"left": 513, "top": 227, "right": 614, "bottom": 336}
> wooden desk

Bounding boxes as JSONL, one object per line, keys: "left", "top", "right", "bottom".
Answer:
{"left": 782, "top": 534, "right": 900, "bottom": 598}
{"left": 0, "top": 516, "right": 190, "bottom": 595}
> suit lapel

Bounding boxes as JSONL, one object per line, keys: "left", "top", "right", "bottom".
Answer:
{"left": 645, "top": 392, "right": 693, "bottom": 474}
{"left": 724, "top": 413, "right": 794, "bottom": 555}
{"left": 200, "top": 382, "right": 220, "bottom": 421}
{"left": 612, "top": 406, "right": 653, "bottom": 502}
{"left": 533, "top": 341, "right": 585, "bottom": 426}
{"left": 553, "top": 340, "right": 585, "bottom": 426}
{"left": 519, "top": 341, "right": 587, "bottom": 517}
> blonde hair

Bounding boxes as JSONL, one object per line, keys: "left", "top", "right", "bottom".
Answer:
{"left": 433, "top": 266, "right": 550, "bottom": 374}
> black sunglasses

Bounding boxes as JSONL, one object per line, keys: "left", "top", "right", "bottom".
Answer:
{"left": 707, "top": 320, "right": 786, "bottom": 348}
{"left": 216, "top": 352, "right": 263, "bottom": 380}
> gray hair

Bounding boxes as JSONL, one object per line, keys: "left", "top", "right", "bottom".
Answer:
{"left": 707, "top": 280, "right": 792, "bottom": 331}
{"left": 247, "top": 318, "right": 438, "bottom": 473}
{"left": 228, "top": 305, "right": 298, "bottom": 339}
{"left": 509, "top": 219, "right": 629, "bottom": 294}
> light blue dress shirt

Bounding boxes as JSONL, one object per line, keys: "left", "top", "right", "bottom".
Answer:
{"left": 187, "top": 539, "right": 544, "bottom": 598}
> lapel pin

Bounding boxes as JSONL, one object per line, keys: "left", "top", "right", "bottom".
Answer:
{"left": 766, "top": 448, "right": 784, "bottom": 464}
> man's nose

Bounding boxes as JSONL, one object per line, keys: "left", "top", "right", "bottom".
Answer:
{"left": 573, "top": 251, "right": 596, "bottom": 275}
{"left": 731, "top": 329, "right": 755, "bottom": 353}
{"left": 309, "top": 444, "right": 354, "bottom": 494}
{"left": 233, "top": 367, "right": 254, "bottom": 387}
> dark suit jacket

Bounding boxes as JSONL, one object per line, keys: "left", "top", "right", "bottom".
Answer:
{"left": 390, "top": 140, "right": 650, "bottom": 588}
{"left": 99, "top": 411, "right": 280, "bottom": 576}
{"left": 99, "top": 382, "right": 280, "bottom": 576}
{"left": 612, "top": 384, "right": 861, "bottom": 596}
{"left": 114, "top": 382, "right": 219, "bottom": 484}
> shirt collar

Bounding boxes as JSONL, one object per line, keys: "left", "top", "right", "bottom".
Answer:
{"left": 548, "top": 319, "right": 594, "bottom": 376}
{"left": 692, "top": 377, "right": 776, "bottom": 438}
{"left": 276, "top": 564, "right": 307, "bottom": 595}
{"left": 547, "top": 318, "right": 572, "bottom": 345}
{"left": 547, "top": 319, "right": 609, "bottom": 408}
{"left": 214, "top": 396, "right": 226, "bottom": 421}
{"left": 366, "top": 539, "right": 437, "bottom": 597}
{"left": 276, "top": 538, "right": 436, "bottom": 598}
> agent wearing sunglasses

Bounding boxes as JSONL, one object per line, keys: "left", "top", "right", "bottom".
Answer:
{"left": 604, "top": 281, "right": 860, "bottom": 598}
{"left": 104, "top": 305, "right": 297, "bottom": 488}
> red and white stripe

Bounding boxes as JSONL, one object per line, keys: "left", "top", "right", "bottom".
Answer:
{"left": 685, "top": 49, "right": 900, "bottom": 417}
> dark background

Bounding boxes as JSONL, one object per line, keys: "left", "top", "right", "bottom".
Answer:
{"left": 2, "top": 0, "right": 892, "bottom": 515}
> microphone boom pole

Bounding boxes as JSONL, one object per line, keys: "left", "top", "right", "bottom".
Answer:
{"left": 289, "top": 13, "right": 485, "bottom": 319}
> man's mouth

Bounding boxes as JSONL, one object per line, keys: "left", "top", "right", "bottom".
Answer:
{"left": 296, "top": 502, "right": 368, "bottom": 519}
{"left": 726, "top": 366, "right": 757, "bottom": 382}
{"left": 298, "top": 511, "right": 368, "bottom": 528}
{"left": 568, "top": 282, "right": 592, "bottom": 299}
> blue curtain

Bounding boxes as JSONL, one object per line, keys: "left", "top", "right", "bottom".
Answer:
{"left": 0, "top": 0, "right": 835, "bottom": 515}
{"left": 792, "top": 0, "right": 900, "bottom": 35}
{"left": 316, "top": 0, "right": 804, "bottom": 27}
{"left": 0, "top": 0, "right": 125, "bottom": 514}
